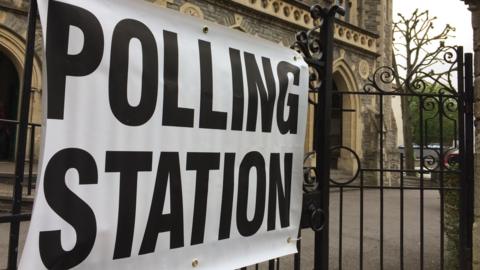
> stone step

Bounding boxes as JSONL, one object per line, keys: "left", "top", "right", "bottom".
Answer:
{"left": 0, "top": 195, "right": 33, "bottom": 213}
{"left": 0, "top": 180, "right": 35, "bottom": 213}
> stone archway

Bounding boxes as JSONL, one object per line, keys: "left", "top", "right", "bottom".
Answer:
{"left": 0, "top": 50, "right": 19, "bottom": 160}
{"left": 0, "top": 25, "right": 43, "bottom": 160}
{"left": 332, "top": 59, "right": 361, "bottom": 174}
{"left": 0, "top": 25, "right": 42, "bottom": 97}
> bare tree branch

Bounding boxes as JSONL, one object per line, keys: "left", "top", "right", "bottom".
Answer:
{"left": 392, "top": 9, "right": 456, "bottom": 174}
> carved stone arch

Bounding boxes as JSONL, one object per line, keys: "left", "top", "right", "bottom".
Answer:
{"left": 0, "top": 25, "right": 42, "bottom": 123}
{"left": 333, "top": 59, "right": 362, "bottom": 173}
{"left": 179, "top": 3, "right": 204, "bottom": 19}
{"left": 333, "top": 59, "right": 357, "bottom": 92}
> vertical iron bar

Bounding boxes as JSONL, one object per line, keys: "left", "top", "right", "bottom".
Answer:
{"left": 400, "top": 153, "right": 404, "bottom": 270}
{"left": 315, "top": 7, "right": 336, "bottom": 270}
{"left": 294, "top": 230, "right": 301, "bottom": 270}
{"left": 27, "top": 126, "right": 35, "bottom": 195}
{"left": 360, "top": 170, "right": 364, "bottom": 270}
{"left": 419, "top": 96, "right": 425, "bottom": 270}
{"left": 269, "top": 259, "right": 275, "bottom": 270}
{"left": 462, "top": 52, "right": 474, "bottom": 270}
{"left": 339, "top": 186, "right": 343, "bottom": 270}
{"left": 7, "top": 0, "right": 38, "bottom": 269}
{"left": 379, "top": 95, "right": 384, "bottom": 270}
{"left": 439, "top": 94, "right": 445, "bottom": 270}
{"left": 456, "top": 47, "right": 466, "bottom": 270}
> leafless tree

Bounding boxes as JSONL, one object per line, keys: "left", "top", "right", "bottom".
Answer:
{"left": 392, "top": 9, "right": 455, "bottom": 175}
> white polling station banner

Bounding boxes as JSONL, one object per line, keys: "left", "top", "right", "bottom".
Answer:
{"left": 20, "top": 0, "right": 309, "bottom": 269}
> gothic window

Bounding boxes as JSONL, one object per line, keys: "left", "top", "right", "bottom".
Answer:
{"left": 335, "top": 0, "right": 351, "bottom": 23}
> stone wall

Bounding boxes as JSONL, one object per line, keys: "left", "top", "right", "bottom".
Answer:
{"left": 472, "top": 4, "right": 480, "bottom": 269}
{"left": 357, "top": 0, "right": 399, "bottom": 182}
{"left": 163, "top": 0, "right": 300, "bottom": 45}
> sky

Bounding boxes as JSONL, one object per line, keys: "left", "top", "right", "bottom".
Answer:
{"left": 393, "top": 0, "right": 473, "bottom": 53}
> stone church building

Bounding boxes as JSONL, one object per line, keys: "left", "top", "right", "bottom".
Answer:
{"left": 0, "top": 0, "right": 397, "bottom": 178}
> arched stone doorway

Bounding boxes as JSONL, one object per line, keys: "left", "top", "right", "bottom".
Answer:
{"left": 0, "top": 50, "right": 19, "bottom": 160}
{"left": 330, "top": 80, "right": 342, "bottom": 168}
{"left": 331, "top": 60, "right": 361, "bottom": 175}
{"left": 0, "top": 25, "right": 43, "bottom": 161}
{"left": 303, "top": 60, "right": 362, "bottom": 176}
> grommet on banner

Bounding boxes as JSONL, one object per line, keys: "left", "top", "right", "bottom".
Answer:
{"left": 203, "top": 26, "right": 209, "bottom": 34}
{"left": 287, "top": 236, "right": 301, "bottom": 243}
{"left": 192, "top": 259, "right": 199, "bottom": 267}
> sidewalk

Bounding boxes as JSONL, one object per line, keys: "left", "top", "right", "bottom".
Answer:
{"left": 0, "top": 190, "right": 442, "bottom": 270}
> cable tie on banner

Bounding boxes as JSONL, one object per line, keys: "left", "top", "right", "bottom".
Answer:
{"left": 287, "top": 237, "right": 302, "bottom": 243}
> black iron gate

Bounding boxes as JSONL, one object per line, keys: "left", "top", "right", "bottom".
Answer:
{"left": 0, "top": 2, "right": 474, "bottom": 270}
{"left": 296, "top": 4, "right": 475, "bottom": 270}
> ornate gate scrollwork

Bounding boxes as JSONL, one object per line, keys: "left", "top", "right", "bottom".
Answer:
{"left": 293, "top": 3, "right": 474, "bottom": 269}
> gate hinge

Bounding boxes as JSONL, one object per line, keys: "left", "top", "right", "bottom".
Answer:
{"left": 301, "top": 192, "right": 326, "bottom": 232}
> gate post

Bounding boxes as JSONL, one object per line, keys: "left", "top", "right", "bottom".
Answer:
{"left": 293, "top": 4, "right": 344, "bottom": 269}
{"left": 457, "top": 46, "right": 474, "bottom": 270}
{"left": 310, "top": 5, "right": 344, "bottom": 270}
{"left": 460, "top": 52, "right": 474, "bottom": 270}
{"left": 314, "top": 7, "right": 333, "bottom": 270}
{"left": 7, "top": 0, "right": 38, "bottom": 269}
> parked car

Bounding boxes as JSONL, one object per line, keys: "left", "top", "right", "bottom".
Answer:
{"left": 430, "top": 148, "right": 459, "bottom": 185}
{"left": 444, "top": 149, "right": 459, "bottom": 168}
{"left": 427, "top": 143, "right": 441, "bottom": 149}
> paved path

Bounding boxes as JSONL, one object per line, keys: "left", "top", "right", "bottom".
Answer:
{"left": 1, "top": 190, "right": 444, "bottom": 270}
